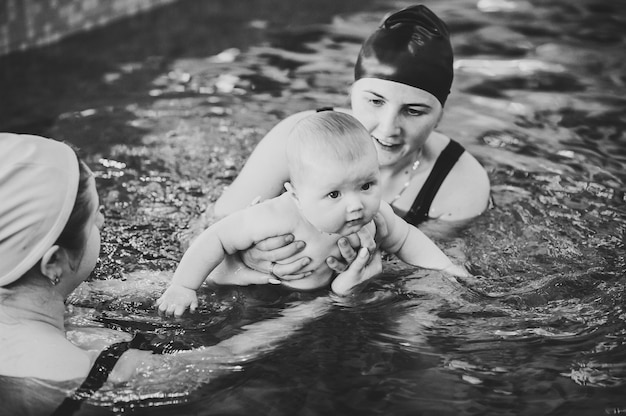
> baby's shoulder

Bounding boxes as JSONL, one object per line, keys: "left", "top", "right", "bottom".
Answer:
{"left": 231, "top": 194, "right": 300, "bottom": 238}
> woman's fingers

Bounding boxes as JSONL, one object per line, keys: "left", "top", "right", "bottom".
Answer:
{"left": 253, "top": 234, "right": 296, "bottom": 251}
{"left": 262, "top": 239, "right": 306, "bottom": 262}
{"left": 337, "top": 237, "right": 358, "bottom": 263}
{"left": 326, "top": 255, "right": 347, "bottom": 273}
{"left": 327, "top": 227, "right": 376, "bottom": 273}
{"left": 270, "top": 258, "right": 312, "bottom": 281}
{"left": 240, "top": 235, "right": 307, "bottom": 274}
{"left": 326, "top": 237, "right": 357, "bottom": 273}
{"left": 331, "top": 248, "right": 382, "bottom": 295}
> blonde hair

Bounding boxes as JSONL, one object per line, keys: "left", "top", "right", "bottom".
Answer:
{"left": 286, "top": 111, "right": 375, "bottom": 185}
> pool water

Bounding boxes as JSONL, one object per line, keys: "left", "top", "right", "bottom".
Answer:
{"left": 0, "top": 0, "right": 624, "bottom": 415}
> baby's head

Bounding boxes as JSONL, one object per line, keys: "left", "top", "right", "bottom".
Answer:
{"left": 285, "top": 111, "right": 381, "bottom": 235}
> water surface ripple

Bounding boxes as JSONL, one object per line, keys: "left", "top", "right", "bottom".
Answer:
{"left": 0, "top": 0, "right": 624, "bottom": 415}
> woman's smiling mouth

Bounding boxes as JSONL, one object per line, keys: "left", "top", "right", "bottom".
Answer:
{"left": 372, "top": 136, "right": 402, "bottom": 150}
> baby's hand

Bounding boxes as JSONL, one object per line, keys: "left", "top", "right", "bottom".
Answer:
{"left": 156, "top": 284, "right": 198, "bottom": 317}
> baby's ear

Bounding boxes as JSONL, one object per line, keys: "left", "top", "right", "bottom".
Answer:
{"left": 283, "top": 182, "right": 300, "bottom": 204}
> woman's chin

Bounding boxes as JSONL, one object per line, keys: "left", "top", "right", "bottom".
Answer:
{"left": 375, "top": 149, "right": 404, "bottom": 167}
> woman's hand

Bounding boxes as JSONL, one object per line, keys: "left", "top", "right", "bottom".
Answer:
{"left": 238, "top": 196, "right": 311, "bottom": 281}
{"left": 240, "top": 234, "right": 312, "bottom": 280}
{"left": 326, "top": 212, "right": 387, "bottom": 273}
{"left": 331, "top": 247, "right": 383, "bottom": 295}
{"left": 326, "top": 213, "right": 389, "bottom": 295}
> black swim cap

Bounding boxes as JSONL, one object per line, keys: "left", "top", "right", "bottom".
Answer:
{"left": 354, "top": 5, "right": 454, "bottom": 106}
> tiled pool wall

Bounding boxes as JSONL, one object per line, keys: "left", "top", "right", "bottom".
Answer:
{"left": 0, "top": 0, "right": 179, "bottom": 56}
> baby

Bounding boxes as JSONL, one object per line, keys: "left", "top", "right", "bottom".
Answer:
{"left": 157, "top": 111, "right": 468, "bottom": 316}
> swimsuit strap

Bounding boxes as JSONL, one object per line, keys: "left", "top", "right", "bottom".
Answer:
{"left": 404, "top": 139, "right": 465, "bottom": 225}
{"left": 51, "top": 333, "right": 157, "bottom": 416}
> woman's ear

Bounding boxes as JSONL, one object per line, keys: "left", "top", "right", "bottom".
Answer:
{"left": 435, "top": 106, "right": 444, "bottom": 127}
{"left": 39, "top": 245, "right": 66, "bottom": 285}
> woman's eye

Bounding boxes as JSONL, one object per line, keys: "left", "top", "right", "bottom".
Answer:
{"left": 368, "top": 98, "right": 384, "bottom": 107}
{"left": 405, "top": 108, "right": 425, "bottom": 116}
{"left": 328, "top": 191, "right": 340, "bottom": 199}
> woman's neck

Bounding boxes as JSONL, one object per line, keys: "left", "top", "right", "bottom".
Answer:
{"left": 0, "top": 284, "right": 66, "bottom": 332}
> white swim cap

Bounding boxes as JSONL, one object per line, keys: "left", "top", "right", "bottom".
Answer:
{"left": 0, "top": 133, "right": 79, "bottom": 286}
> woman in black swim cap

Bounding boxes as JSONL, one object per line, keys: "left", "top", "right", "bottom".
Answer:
{"left": 207, "top": 5, "right": 491, "bottom": 291}
{"left": 355, "top": 4, "right": 454, "bottom": 107}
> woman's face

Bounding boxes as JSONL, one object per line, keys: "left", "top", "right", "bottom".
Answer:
{"left": 70, "top": 175, "right": 104, "bottom": 288}
{"left": 350, "top": 78, "right": 443, "bottom": 169}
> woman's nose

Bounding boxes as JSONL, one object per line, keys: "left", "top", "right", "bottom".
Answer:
{"left": 376, "top": 108, "right": 400, "bottom": 137}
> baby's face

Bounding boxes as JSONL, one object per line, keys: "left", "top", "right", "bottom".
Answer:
{"left": 293, "top": 153, "right": 381, "bottom": 236}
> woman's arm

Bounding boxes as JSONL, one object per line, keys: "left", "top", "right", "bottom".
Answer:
{"left": 211, "top": 111, "right": 316, "bottom": 280}
{"left": 214, "top": 110, "right": 315, "bottom": 218}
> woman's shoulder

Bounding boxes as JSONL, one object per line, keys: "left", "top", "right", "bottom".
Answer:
{"left": 429, "top": 133, "right": 491, "bottom": 221}
{"left": 267, "top": 109, "right": 318, "bottom": 136}
{"left": 1, "top": 327, "right": 92, "bottom": 381}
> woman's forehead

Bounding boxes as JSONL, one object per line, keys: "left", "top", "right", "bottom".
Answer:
{"left": 353, "top": 78, "right": 440, "bottom": 105}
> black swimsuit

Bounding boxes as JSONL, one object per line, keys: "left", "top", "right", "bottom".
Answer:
{"left": 51, "top": 333, "right": 158, "bottom": 416}
{"left": 403, "top": 139, "right": 465, "bottom": 225}
{"left": 315, "top": 108, "right": 465, "bottom": 226}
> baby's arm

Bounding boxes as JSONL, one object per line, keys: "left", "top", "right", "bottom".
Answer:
{"left": 157, "top": 220, "right": 234, "bottom": 317}
{"left": 158, "top": 207, "right": 278, "bottom": 316}
{"left": 377, "top": 202, "right": 469, "bottom": 277}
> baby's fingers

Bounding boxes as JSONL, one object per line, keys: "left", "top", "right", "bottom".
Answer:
{"left": 174, "top": 303, "right": 189, "bottom": 317}
{"left": 158, "top": 300, "right": 186, "bottom": 317}
{"left": 156, "top": 297, "right": 169, "bottom": 315}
